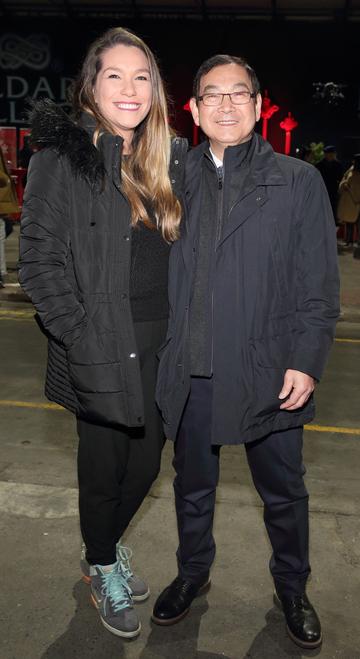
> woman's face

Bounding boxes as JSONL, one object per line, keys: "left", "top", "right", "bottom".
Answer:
{"left": 93, "top": 44, "right": 153, "bottom": 142}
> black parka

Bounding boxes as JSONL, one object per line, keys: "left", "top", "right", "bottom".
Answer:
{"left": 156, "top": 134, "right": 340, "bottom": 444}
{"left": 18, "top": 100, "right": 187, "bottom": 428}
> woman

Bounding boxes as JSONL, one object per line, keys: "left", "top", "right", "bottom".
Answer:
{"left": 18, "top": 27, "right": 187, "bottom": 639}
{"left": 0, "top": 146, "right": 19, "bottom": 286}
{"left": 337, "top": 154, "right": 360, "bottom": 246}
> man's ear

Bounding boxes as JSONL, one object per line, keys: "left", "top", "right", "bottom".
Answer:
{"left": 255, "top": 93, "right": 262, "bottom": 123}
{"left": 189, "top": 97, "right": 200, "bottom": 127}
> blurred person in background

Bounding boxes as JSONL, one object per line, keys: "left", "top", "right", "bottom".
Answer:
{"left": 316, "top": 145, "right": 343, "bottom": 223}
{"left": 337, "top": 153, "right": 360, "bottom": 246}
{"left": 0, "top": 146, "right": 19, "bottom": 287}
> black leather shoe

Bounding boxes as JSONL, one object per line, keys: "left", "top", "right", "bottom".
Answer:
{"left": 152, "top": 576, "right": 211, "bottom": 625}
{"left": 274, "top": 591, "right": 322, "bottom": 649}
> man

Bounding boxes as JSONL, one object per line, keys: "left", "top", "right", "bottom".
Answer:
{"left": 152, "top": 55, "right": 339, "bottom": 649}
{"left": 316, "top": 144, "right": 343, "bottom": 223}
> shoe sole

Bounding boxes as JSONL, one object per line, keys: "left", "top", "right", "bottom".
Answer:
{"left": 90, "top": 593, "right": 141, "bottom": 638}
{"left": 83, "top": 574, "right": 150, "bottom": 602}
{"left": 273, "top": 592, "right": 323, "bottom": 649}
{"left": 151, "top": 579, "right": 211, "bottom": 626}
{"left": 131, "top": 588, "right": 150, "bottom": 602}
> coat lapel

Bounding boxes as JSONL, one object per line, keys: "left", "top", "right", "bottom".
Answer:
{"left": 218, "top": 184, "right": 268, "bottom": 246}
{"left": 218, "top": 134, "right": 287, "bottom": 247}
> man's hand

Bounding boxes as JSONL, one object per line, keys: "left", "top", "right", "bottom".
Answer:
{"left": 278, "top": 369, "right": 315, "bottom": 410}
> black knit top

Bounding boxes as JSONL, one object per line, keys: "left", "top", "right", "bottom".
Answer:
{"left": 129, "top": 218, "right": 171, "bottom": 322}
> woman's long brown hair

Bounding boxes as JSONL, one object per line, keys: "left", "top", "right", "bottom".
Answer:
{"left": 72, "top": 27, "right": 181, "bottom": 242}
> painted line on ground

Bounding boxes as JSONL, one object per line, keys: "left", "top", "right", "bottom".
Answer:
{"left": 0, "top": 399, "right": 359, "bottom": 435}
{"left": 0, "top": 316, "right": 34, "bottom": 322}
{"left": 305, "top": 424, "right": 360, "bottom": 436}
{"left": 0, "top": 400, "right": 64, "bottom": 411}
{"left": 334, "top": 338, "right": 360, "bottom": 344}
{"left": 0, "top": 309, "right": 34, "bottom": 322}
{"left": 0, "top": 309, "right": 33, "bottom": 317}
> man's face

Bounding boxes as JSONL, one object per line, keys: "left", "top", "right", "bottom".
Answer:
{"left": 190, "top": 63, "right": 262, "bottom": 159}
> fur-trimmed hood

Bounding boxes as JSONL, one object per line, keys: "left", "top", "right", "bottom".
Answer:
{"left": 28, "top": 99, "right": 106, "bottom": 188}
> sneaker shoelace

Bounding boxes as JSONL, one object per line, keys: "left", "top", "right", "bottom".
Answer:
{"left": 101, "top": 564, "right": 132, "bottom": 613}
{"left": 117, "top": 544, "right": 134, "bottom": 581}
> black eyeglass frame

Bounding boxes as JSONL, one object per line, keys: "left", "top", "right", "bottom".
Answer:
{"left": 197, "top": 91, "right": 257, "bottom": 106}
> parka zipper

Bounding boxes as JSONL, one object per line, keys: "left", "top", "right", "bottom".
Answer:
{"left": 109, "top": 136, "right": 124, "bottom": 294}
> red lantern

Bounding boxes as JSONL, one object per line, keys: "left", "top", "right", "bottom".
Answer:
{"left": 280, "top": 112, "right": 298, "bottom": 155}
{"left": 183, "top": 100, "right": 199, "bottom": 146}
{"left": 260, "top": 90, "right": 279, "bottom": 140}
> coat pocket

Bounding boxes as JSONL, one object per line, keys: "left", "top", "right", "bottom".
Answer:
{"left": 251, "top": 331, "right": 294, "bottom": 417}
{"left": 68, "top": 361, "right": 124, "bottom": 394}
{"left": 67, "top": 321, "right": 123, "bottom": 394}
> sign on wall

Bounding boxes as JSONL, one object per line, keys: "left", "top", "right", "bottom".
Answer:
{"left": 0, "top": 32, "right": 73, "bottom": 124}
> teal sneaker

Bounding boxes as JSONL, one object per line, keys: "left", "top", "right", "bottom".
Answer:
{"left": 81, "top": 543, "right": 150, "bottom": 601}
{"left": 90, "top": 562, "right": 141, "bottom": 638}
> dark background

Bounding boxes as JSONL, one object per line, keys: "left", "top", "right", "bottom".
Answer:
{"left": 1, "top": 14, "right": 359, "bottom": 162}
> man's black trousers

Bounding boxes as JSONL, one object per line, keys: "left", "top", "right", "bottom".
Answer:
{"left": 174, "top": 377, "right": 311, "bottom": 598}
{"left": 77, "top": 318, "right": 167, "bottom": 566}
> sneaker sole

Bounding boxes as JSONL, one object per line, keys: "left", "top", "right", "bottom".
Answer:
{"left": 273, "top": 592, "right": 323, "bottom": 649}
{"left": 83, "top": 574, "right": 150, "bottom": 602}
{"left": 151, "top": 580, "right": 211, "bottom": 626}
{"left": 131, "top": 588, "right": 150, "bottom": 603}
{"left": 91, "top": 593, "right": 141, "bottom": 638}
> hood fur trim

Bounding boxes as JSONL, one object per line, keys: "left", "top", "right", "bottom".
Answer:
{"left": 28, "top": 99, "right": 106, "bottom": 188}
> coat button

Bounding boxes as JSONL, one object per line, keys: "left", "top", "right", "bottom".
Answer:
{"left": 256, "top": 196, "right": 262, "bottom": 202}
{"left": 129, "top": 352, "right": 136, "bottom": 359}
{"left": 174, "top": 159, "right": 179, "bottom": 165}
{"left": 123, "top": 235, "right": 130, "bottom": 241}
{"left": 171, "top": 179, "right": 176, "bottom": 184}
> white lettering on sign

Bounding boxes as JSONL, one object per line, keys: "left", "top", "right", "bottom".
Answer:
{"left": 32, "top": 76, "right": 55, "bottom": 99}
{"left": 7, "top": 76, "right": 29, "bottom": 99}
{"left": 0, "top": 75, "right": 73, "bottom": 123}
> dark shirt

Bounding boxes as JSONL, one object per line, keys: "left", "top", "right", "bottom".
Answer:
{"left": 130, "top": 218, "right": 170, "bottom": 322}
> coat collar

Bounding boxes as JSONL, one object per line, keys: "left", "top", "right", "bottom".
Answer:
{"left": 181, "top": 132, "right": 287, "bottom": 267}
{"left": 77, "top": 112, "right": 125, "bottom": 191}
{"left": 28, "top": 99, "right": 123, "bottom": 190}
{"left": 187, "top": 132, "right": 286, "bottom": 188}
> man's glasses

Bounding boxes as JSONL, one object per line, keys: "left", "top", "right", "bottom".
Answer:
{"left": 198, "top": 91, "right": 257, "bottom": 106}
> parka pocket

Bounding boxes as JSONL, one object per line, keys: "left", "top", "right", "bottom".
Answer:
{"left": 67, "top": 319, "right": 123, "bottom": 395}
{"left": 68, "top": 361, "right": 124, "bottom": 394}
{"left": 67, "top": 319, "right": 106, "bottom": 364}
